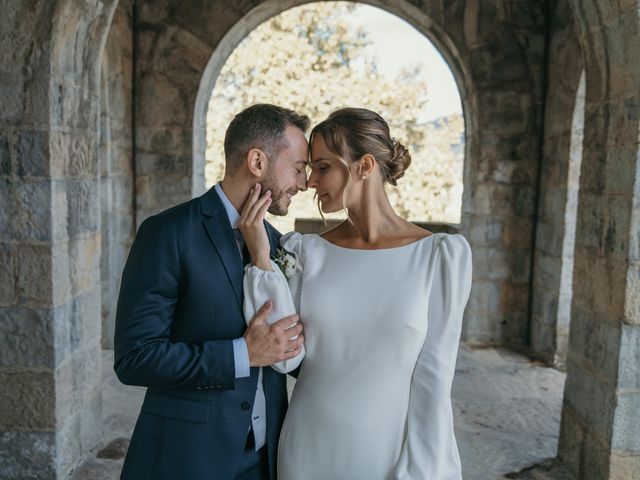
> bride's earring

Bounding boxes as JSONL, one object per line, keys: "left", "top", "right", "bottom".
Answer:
{"left": 361, "top": 175, "right": 366, "bottom": 180}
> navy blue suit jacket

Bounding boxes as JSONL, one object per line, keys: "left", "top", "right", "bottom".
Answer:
{"left": 114, "top": 186, "right": 286, "bottom": 480}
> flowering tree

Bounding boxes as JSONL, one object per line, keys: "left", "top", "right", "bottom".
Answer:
{"left": 206, "top": 2, "right": 464, "bottom": 232}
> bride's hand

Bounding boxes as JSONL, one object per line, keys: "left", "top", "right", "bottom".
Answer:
{"left": 238, "top": 183, "right": 273, "bottom": 271}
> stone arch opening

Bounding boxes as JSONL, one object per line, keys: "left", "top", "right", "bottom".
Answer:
{"left": 193, "top": 0, "right": 473, "bottom": 228}
{"left": 196, "top": 2, "right": 466, "bottom": 235}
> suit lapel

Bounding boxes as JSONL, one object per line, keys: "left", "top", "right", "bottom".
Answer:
{"left": 200, "top": 188, "right": 244, "bottom": 309}
{"left": 199, "top": 186, "right": 283, "bottom": 310}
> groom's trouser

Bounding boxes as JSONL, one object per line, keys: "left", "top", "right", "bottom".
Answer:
{"left": 235, "top": 429, "right": 269, "bottom": 480}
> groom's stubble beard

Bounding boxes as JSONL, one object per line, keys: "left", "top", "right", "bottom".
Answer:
{"left": 262, "top": 171, "right": 290, "bottom": 216}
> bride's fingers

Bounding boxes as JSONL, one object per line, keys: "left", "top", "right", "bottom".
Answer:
{"left": 254, "top": 193, "right": 272, "bottom": 222}
{"left": 246, "top": 190, "right": 271, "bottom": 223}
{"left": 240, "top": 183, "right": 262, "bottom": 218}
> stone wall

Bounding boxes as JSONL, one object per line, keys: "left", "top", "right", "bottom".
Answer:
{"left": 139, "top": 0, "right": 548, "bottom": 347}
{"left": 0, "top": 1, "right": 119, "bottom": 478}
{"left": 530, "top": 0, "right": 584, "bottom": 368}
{"left": 100, "top": 0, "right": 134, "bottom": 349}
{"left": 557, "top": 0, "right": 640, "bottom": 477}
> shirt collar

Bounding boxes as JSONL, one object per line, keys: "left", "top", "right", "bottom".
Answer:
{"left": 214, "top": 183, "right": 241, "bottom": 229}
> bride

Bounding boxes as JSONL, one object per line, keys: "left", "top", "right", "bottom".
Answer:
{"left": 239, "top": 107, "right": 472, "bottom": 480}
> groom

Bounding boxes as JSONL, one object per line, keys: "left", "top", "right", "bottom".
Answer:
{"left": 114, "top": 104, "right": 310, "bottom": 480}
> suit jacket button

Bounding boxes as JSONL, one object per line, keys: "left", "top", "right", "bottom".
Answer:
{"left": 241, "top": 401, "right": 251, "bottom": 411}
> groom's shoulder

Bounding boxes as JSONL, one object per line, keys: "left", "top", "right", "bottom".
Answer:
{"left": 139, "top": 197, "right": 201, "bottom": 230}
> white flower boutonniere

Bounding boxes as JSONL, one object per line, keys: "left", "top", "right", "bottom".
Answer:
{"left": 272, "top": 248, "right": 298, "bottom": 280}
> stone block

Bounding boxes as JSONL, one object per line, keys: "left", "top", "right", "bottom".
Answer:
{"left": 54, "top": 287, "right": 102, "bottom": 365}
{"left": 472, "top": 246, "right": 512, "bottom": 281}
{"left": 625, "top": 262, "right": 640, "bottom": 325}
{"left": 534, "top": 220, "right": 564, "bottom": 256}
{"left": 0, "top": 132, "right": 10, "bottom": 176}
{"left": 0, "top": 243, "right": 16, "bottom": 304}
{"left": 55, "top": 388, "right": 103, "bottom": 478}
{"left": 605, "top": 147, "right": 640, "bottom": 196}
{"left": 574, "top": 191, "right": 604, "bottom": 251}
{"left": 69, "top": 234, "right": 101, "bottom": 295}
{"left": 0, "top": 305, "right": 55, "bottom": 368}
{"left": 572, "top": 254, "right": 628, "bottom": 318}
{"left": 137, "top": 76, "right": 190, "bottom": 128}
{"left": 580, "top": 429, "right": 611, "bottom": 480}
{"left": 65, "top": 178, "right": 100, "bottom": 236}
{"left": 17, "top": 130, "right": 49, "bottom": 177}
{"left": 500, "top": 282, "right": 530, "bottom": 313}
{"left": 478, "top": 88, "right": 533, "bottom": 135}
{"left": 563, "top": 358, "right": 616, "bottom": 446}
{"left": 568, "top": 306, "right": 621, "bottom": 381}
{"left": 55, "top": 343, "right": 102, "bottom": 432}
{"left": 618, "top": 324, "right": 640, "bottom": 389}
{"left": 0, "top": 431, "right": 55, "bottom": 480}
{"left": 11, "top": 179, "right": 54, "bottom": 242}
{"left": 137, "top": 152, "right": 191, "bottom": 176}
{"left": 50, "top": 82, "right": 100, "bottom": 131}
{"left": 51, "top": 180, "right": 69, "bottom": 243}
{"left": 0, "top": 369, "right": 55, "bottom": 429}
{"left": 17, "top": 243, "right": 53, "bottom": 307}
{"left": 466, "top": 279, "right": 501, "bottom": 314}
{"left": 602, "top": 194, "right": 633, "bottom": 258}
{"left": 50, "top": 131, "right": 98, "bottom": 179}
{"left": 467, "top": 216, "right": 502, "bottom": 247}
{"left": 557, "top": 405, "right": 583, "bottom": 477}
{"left": 612, "top": 392, "right": 640, "bottom": 451}
{"left": 609, "top": 452, "right": 640, "bottom": 480}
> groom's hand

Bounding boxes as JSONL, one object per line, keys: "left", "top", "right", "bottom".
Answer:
{"left": 245, "top": 301, "right": 304, "bottom": 367}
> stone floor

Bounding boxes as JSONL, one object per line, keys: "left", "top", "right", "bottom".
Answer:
{"left": 69, "top": 346, "right": 569, "bottom": 479}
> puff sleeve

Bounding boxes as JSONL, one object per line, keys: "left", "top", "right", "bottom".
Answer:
{"left": 242, "top": 232, "right": 305, "bottom": 373}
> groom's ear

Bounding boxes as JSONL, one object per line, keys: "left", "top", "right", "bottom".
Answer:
{"left": 247, "top": 148, "right": 268, "bottom": 178}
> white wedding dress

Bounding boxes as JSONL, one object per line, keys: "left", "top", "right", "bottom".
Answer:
{"left": 243, "top": 232, "right": 472, "bottom": 480}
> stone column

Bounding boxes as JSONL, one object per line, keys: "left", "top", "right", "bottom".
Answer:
{"left": 558, "top": 2, "right": 640, "bottom": 477}
{"left": 0, "top": 0, "right": 118, "bottom": 477}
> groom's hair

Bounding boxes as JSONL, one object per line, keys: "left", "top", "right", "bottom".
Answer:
{"left": 224, "top": 104, "right": 310, "bottom": 173}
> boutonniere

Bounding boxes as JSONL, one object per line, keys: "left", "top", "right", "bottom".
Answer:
{"left": 272, "top": 248, "right": 298, "bottom": 280}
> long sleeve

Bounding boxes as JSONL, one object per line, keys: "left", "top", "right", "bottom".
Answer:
{"left": 394, "top": 234, "right": 472, "bottom": 479}
{"left": 242, "top": 232, "right": 305, "bottom": 373}
{"left": 113, "top": 215, "right": 236, "bottom": 390}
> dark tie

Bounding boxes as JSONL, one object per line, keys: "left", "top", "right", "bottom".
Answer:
{"left": 234, "top": 229, "right": 253, "bottom": 266}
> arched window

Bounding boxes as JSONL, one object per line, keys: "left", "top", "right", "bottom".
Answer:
{"left": 198, "top": 2, "right": 464, "bottom": 233}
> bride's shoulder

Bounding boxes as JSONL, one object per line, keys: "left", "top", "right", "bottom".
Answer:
{"left": 432, "top": 233, "right": 472, "bottom": 266}
{"left": 279, "top": 231, "right": 321, "bottom": 255}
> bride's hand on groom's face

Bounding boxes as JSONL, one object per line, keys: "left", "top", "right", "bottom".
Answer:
{"left": 238, "top": 183, "right": 272, "bottom": 270}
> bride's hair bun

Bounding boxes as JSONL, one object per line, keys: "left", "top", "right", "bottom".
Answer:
{"left": 310, "top": 108, "right": 413, "bottom": 186}
{"left": 386, "top": 139, "right": 411, "bottom": 186}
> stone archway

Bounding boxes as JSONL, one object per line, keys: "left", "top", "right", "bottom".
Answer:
{"left": 140, "top": 0, "right": 548, "bottom": 348}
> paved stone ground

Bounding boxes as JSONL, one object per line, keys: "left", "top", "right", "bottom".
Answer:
{"left": 69, "top": 346, "right": 568, "bottom": 479}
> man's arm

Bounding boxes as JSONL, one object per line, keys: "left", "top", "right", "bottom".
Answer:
{"left": 113, "top": 215, "right": 304, "bottom": 389}
{"left": 113, "top": 215, "right": 237, "bottom": 390}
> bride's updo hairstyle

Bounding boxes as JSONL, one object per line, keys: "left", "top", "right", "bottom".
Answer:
{"left": 309, "top": 107, "right": 412, "bottom": 186}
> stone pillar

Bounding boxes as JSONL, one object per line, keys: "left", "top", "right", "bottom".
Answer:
{"left": 558, "top": 2, "right": 640, "bottom": 477}
{"left": 530, "top": 0, "right": 584, "bottom": 368}
{"left": 0, "top": 0, "right": 118, "bottom": 477}
{"left": 100, "top": 0, "right": 135, "bottom": 349}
